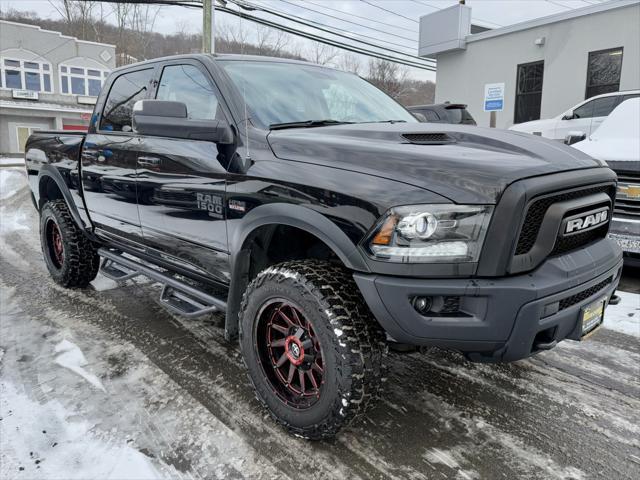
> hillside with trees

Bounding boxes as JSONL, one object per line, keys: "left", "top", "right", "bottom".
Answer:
{"left": 0, "top": 1, "right": 434, "bottom": 106}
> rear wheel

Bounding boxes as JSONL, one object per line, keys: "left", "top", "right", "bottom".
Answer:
{"left": 239, "top": 260, "right": 387, "bottom": 439}
{"left": 40, "top": 200, "right": 99, "bottom": 288}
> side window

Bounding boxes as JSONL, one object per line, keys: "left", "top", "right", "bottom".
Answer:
{"left": 590, "top": 96, "right": 619, "bottom": 117}
{"left": 421, "top": 109, "right": 441, "bottom": 122}
{"left": 574, "top": 96, "right": 619, "bottom": 119}
{"left": 572, "top": 100, "right": 594, "bottom": 119}
{"left": 101, "top": 68, "right": 153, "bottom": 132}
{"left": 156, "top": 64, "right": 221, "bottom": 120}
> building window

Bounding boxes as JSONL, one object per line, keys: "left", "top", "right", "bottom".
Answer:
{"left": 0, "top": 58, "right": 53, "bottom": 93}
{"left": 514, "top": 60, "right": 544, "bottom": 124}
{"left": 585, "top": 47, "right": 623, "bottom": 99}
{"left": 59, "top": 65, "right": 109, "bottom": 97}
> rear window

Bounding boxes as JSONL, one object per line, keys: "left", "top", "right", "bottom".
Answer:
{"left": 101, "top": 68, "right": 154, "bottom": 132}
{"left": 420, "top": 109, "right": 441, "bottom": 122}
{"left": 444, "top": 107, "right": 476, "bottom": 125}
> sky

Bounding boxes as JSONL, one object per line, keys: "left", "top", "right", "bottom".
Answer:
{"left": 0, "top": 0, "right": 614, "bottom": 81}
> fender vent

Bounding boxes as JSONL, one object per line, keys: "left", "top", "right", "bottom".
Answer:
{"left": 402, "top": 133, "right": 455, "bottom": 145}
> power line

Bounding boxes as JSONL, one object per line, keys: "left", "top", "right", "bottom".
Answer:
{"left": 359, "top": 0, "right": 419, "bottom": 24}
{"left": 243, "top": 0, "right": 435, "bottom": 65}
{"left": 305, "top": 0, "right": 417, "bottom": 33}
{"left": 276, "top": 0, "right": 418, "bottom": 44}
{"left": 411, "top": 0, "right": 504, "bottom": 28}
{"left": 71, "top": 1, "right": 436, "bottom": 70}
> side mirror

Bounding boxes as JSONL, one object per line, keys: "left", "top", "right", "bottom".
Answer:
{"left": 564, "top": 131, "right": 586, "bottom": 145}
{"left": 561, "top": 111, "right": 575, "bottom": 121}
{"left": 132, "top": 100, "right": 233, "bottom": 143}
{"left": 412, "top": 112, "right": 427, "bottom": 122}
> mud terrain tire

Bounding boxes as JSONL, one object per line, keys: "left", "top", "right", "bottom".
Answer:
{"left": 239, "top": 260, "right": 387, "bottom": 440}
{"left": 40, "top": 200, "right": 99, "bottom": 288}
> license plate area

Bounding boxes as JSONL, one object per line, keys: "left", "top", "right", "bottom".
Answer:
{"left": 580, "top": 296, "right": 606, "bottom": 339}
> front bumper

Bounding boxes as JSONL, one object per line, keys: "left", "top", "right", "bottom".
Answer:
{"left": 609, "top": 216, "right": 640, "bottom": 266}
{"left": 354, "top": 238, "right": 623, "bottom": 362}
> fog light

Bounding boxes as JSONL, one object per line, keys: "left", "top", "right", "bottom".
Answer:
{"left": 412, "top": 296, "right": 432, "bottom": 314}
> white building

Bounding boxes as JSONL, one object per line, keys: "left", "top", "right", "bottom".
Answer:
{"left": 0, "top": 20, "right": 116, "bottom": 154}
{"left": 419, "top": 1, "right": 640, "bottom": 129}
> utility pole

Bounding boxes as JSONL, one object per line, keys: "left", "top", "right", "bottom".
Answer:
{"left": 202, "top": 0, "right": 215, "bottom": 54}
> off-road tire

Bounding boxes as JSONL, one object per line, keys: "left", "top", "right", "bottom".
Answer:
{"left": 239, "top": 260, "right": 387, "bottom": 440}
{"left": 40, "top": 200, "right": 100, "bottom": 288}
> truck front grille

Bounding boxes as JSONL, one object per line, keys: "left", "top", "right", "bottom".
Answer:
{"left": 515, "top": 184, "right": 614, "bottom": 255}
{"left": 614, "top": 171, "right": 640, "bottom": 218}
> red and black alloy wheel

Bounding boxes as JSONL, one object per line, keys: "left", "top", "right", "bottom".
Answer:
{"left": 45, "top": 219, "right": 65, "bottom": 268}
{"left": 256, "top": 299, "right": 324, "bottom": 409}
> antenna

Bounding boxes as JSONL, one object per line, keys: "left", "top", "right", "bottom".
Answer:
{"left": 240, "top": 7, "right": 251, "bottom": 160}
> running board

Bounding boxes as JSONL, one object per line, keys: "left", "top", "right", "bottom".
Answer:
{"left": 98, "top": 248, "right": 227, "bottom": 318}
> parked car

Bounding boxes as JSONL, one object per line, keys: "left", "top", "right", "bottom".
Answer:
{"left": 26, "top": 54, "right": 622, "bottom": 440}
{"left": 407, "top": 103, "right": 477, "bottom": 125}
{"left": 509, "top": 90, "right": 639, "bottom": 140}
{"left": 570, "top": 98, "right": 640, "bottom": 266}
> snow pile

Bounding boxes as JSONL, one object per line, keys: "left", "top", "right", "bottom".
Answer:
{"left": 54, "top": 339, "right": 106, "bottom": 392}
{"left": 0, "top": 167, "right": 26, "bottom": 201}
{"left": 604, "top": 290, "right": 640, "bottom": 337}
{"left": 0, "top": 381, "right": 171, "bottom": 479}
{"left": 0, "top": 156, "right": 24, "bottom": 166}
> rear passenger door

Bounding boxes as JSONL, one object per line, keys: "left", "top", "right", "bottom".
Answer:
{"left": 82, "top": 67, "right": 156, "bottom": 245}
{"left": 135, "top": 60, "right": 231, "bottom": 284}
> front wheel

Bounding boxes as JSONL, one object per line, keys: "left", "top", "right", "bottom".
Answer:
{"left": 239, "top": 260, "right": 387, "bottom": 440}
{"left": 40, "top": 200, "right": 99, "bottom": 288}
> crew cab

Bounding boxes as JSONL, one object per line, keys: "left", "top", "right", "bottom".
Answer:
{"left": 25, "top": 54, "right": 623, "bottom": 440}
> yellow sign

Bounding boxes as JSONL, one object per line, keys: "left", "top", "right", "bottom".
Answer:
{"left": 618, "top": 184, "right": 640, "bottom": 199}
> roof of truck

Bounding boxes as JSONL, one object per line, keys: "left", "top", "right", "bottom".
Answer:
{"left": 110, "top": 53, "right": 327, "bottom": 75}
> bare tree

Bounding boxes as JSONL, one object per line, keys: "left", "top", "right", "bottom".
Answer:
{"left": 308, "top": 42, "right": 339, "bottom": 66}
{"left": 338, "top": 54, "right": 362, "bottom": 75}
{"left": 128, "top": 4, "right": 160, "bottom": 60}
{"left": 366, "top": 59, "right": 409, "bottom": 99}
{"left": 58, "top": 0, "right": 98, "bottom": 39}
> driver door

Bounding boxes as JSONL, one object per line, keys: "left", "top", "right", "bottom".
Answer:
{"left": 135, "top": 60, "right": 232, "bottom": 284}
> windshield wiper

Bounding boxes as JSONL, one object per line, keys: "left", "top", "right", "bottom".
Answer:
{"left": 269, "top": 119, "right": 353, "bottom": 130}
{"left": 363, "top": 120, "right": 408, "bottom": 124}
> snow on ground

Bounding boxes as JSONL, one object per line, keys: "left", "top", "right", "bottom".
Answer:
{"left": 0, "top": 157, "right": 24, "bottom": 166}
{"left": 0, "top": 167, "right": 27, "bottom": 202}
{"left": 0, "top": 380, "right": 170, "bottom": 480}
{"left": 604, "top": 290, "right": 640, "bottom": 337}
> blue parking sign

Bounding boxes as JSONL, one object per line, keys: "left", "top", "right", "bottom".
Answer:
{"left": 484, "top": 83, "right": 505, "bottom": 112}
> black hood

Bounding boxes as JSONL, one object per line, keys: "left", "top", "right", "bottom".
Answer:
{"left": 267, "top": 123, "right": 604, "bottom": 204}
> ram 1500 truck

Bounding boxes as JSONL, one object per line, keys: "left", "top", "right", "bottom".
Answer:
{"left": 25, "top": 54, "right": 623, "bottom": 440}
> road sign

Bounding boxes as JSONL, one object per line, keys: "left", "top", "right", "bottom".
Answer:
{"left": 484, "top": 83, "right": 505, "bottom": 112}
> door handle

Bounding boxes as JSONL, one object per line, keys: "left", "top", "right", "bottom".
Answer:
{"left": 138, "top": 156, "right": 161, "bottom": 167}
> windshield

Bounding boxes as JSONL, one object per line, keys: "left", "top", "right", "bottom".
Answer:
{"left": 220, "top": 60, "right": 417, "bottom": 129}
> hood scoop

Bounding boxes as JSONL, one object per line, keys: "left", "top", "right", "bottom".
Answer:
{"left": 402, "top": 132, "right": 455, "bottom": 145}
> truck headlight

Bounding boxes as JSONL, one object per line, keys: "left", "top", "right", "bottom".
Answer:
{"left": 365, "top": 205, "right": 493, "bottom": 263}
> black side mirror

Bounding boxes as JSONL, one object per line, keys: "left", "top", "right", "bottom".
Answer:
{"left": 132, "top": 100, "right": 233, "bottom": 143}
{"left": 564, "top": 131, "right": 586, "bottom": 145}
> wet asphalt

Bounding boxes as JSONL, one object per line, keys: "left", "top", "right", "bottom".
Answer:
{"left": 1, "top": 170, "right": 639, "bottom": 480}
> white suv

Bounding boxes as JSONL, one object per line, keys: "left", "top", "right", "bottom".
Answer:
{"left": 509, "top": 90, "right": 639, "bottom": 140}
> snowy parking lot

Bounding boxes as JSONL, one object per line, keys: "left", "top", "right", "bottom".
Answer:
{"left": 1, "top": 165, "right": 639, "bottom": 480}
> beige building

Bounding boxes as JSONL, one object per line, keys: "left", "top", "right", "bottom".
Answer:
{"left": 0, "top": 20, "right": 116, "bottom": 154}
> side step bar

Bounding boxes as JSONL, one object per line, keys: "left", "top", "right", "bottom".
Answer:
{"left": 98, "top": 248, "right": 227, "bottom": 318}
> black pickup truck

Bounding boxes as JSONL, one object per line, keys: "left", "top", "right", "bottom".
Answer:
{"left": 25, "top": 54, "right": 623, "bottom": 439}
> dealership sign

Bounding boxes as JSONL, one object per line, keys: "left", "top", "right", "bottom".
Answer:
{"left": 483, "top": 83, "right": 504, "bottom": 112}
{"left": 12, "top": 89, "right": 38, "bottom": 100}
